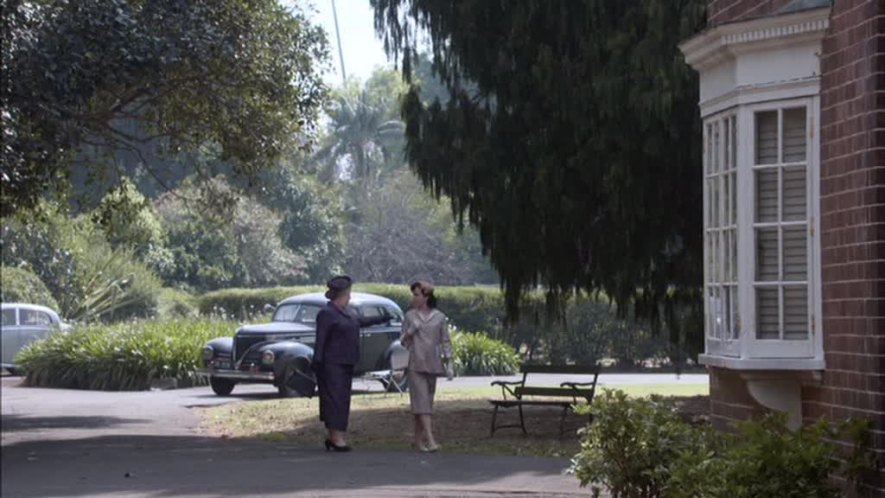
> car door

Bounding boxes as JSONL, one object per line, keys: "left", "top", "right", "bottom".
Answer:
{"left": 358, "top": 304, "right": 405, "bottom": 374}
{"left": 1, "top": 307, "right": 19, "bottom": 365}
{"left": 357, "top": 305, "right": 393, "bottom": 374}
{"left": 18, "top": 308, "right": 53, "bottom": 355}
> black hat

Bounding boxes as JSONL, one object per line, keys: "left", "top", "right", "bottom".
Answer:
{"left": 325, "top": 275, "right": 353, "bottom": 300}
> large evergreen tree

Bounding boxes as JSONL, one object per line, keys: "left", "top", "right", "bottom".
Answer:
{"left": 372, "top": 0, "right": 706, "bottom": 347}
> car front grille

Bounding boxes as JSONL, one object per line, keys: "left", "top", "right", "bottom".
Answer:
{"left": 240, "top": 349, "right": 264, "bottom": 367}
{"left": 234, "top": 335, "right": 264, "bottom": 363}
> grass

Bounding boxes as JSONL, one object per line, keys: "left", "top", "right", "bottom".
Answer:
{"left": 199, "top": 384, "right": 709, "bottom": 457}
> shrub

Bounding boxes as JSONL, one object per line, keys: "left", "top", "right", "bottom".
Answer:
{"left": 571, "top": 390, "right": 710, "bottom": 498}
{"left": 16, "top": 319, "right": 235, "bottom": 390}
{"left": 667, "top": 414, "right": 874, "bottom": 498}
{"left": 451, "top": 330, "right": 520, "bottom": 376}
{"left": 156, "top": 288, "right": 198, "bottom": 319}
{"left": 0, "top": 266, "right": 59, "bottom": 310}
{"left": 2, "top": 204, "right": 162, "bottom": 322}
{"left": 571, "top": 390, "right": 875, "bottom": 498}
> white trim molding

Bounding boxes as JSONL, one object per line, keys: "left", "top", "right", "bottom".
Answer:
{"left": 680, "top": 6, "right": 831, "bottom": 118}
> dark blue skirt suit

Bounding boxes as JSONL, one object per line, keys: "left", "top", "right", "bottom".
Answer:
{"left": 313, "top": 302, "right": 387, "bottom": 431}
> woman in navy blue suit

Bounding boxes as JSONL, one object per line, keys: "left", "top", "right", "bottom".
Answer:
{"left": 313, "top": 276, "right": 390, "bottom": 451}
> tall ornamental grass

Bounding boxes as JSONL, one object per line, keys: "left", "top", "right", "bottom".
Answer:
{"left": 16, "top": 319, "right": 235, "bottom": 390}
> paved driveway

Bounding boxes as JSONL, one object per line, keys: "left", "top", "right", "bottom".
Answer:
{"left": 1, "top": 376, "right": 599, "bottom": 497}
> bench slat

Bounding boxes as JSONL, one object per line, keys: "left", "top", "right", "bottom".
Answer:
{"left": 515, "top": 386, "right": 595, "bottom": 398}
{"left": 520, "top": 364, "right": 600, "bottom": 375}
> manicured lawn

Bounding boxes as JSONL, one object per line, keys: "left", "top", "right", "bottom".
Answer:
{"left": 199, "top": 384, "right": 708, "bottom": 457}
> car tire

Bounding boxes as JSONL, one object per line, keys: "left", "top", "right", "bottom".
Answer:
{"left": 277, "top": 365, "right": 303, "bottom": 398}
{"left": 209, "top": 377, "right": 235, "bottom": 396}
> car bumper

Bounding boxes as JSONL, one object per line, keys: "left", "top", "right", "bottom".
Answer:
{"left": 196, "top": 368, "right": 275, "bottom": 382}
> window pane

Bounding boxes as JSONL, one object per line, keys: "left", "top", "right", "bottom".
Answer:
{"left": 712, "top": 121, "right": 720, "bottom": 173}
{"left": 783, "top": 286, "right": 809, "bottom": 340}
{"left": 756, "top": 228, "right": 779, "bottom": 281}
{"left": 730, "top": 116, "right": 737, "bottom": 169}
{"left": 782, "top": 226, "right": 807, "bottom": 281}
{"left": 730, "top": 228, "right": 738, "bottom": 282}
{"left": 782, "top": 108, "right": 807, "bottom": 162}
{"left": 756, "top": 287, "right": 780, "bottom": 339}
{"left": 713, "top": 232, "right": 721, "bottom": 283}
{"left": 755, "top": 169, "right": 778, "bottom": 222}
{"left": 711, "top": 287, "right": 723, "bottom": 339}
{"left": 1, "top": 309, "right": 15, "bottom": 327}
{"left": 730, "top": 172, "right": 737, "bottom": 225}
{"left": 723, "top": 174, "right": 731, "bottom": 228}
{"left": 730, "top": 286, "right": 740, "bottom": 339}
{"left": 705, "top": 124, "right": 712, "bottom": 175}
{"left": 755, "top": 111, "right": 778, "bottom": 165}
{"left": 712, "top": 176, "right": 720, "bottom": 227}
{"left": 782, "top": 166, "right": 806, "bottom": 221}
{"left": 724, "top": 118, "right": 731, "bottom": 171}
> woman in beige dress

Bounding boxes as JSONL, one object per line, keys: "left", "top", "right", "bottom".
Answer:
{"left": 401, "top": 281, "right": 453, "bottom": 452}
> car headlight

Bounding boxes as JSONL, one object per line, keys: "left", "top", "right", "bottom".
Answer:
{"left": 201, "top": 346, "right": 214, "bottom": 361}
{"left": 261, "top": 350, "right": 275, "bottom": 366}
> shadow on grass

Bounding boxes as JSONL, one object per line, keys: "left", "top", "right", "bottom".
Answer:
{"left": 202, "top": 393, "right": 590, "bottom": 458}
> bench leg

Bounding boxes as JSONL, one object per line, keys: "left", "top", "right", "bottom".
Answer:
{"left": 490, "top": 404, "right": 499, "bottom": 437}
{"left": 559, "top": 406, "right": 568, "bottom": 438}
{"left": 518, "top": 403, "right": 527, "bottom": 435}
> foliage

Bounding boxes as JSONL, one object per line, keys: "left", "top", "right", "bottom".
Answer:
{"left": 154, "top": 176, "right": 306, "bottom": 290}
{"left": 571, "top": 390, "right": 711, "bottom": 498}
{"left": 196, "top": 284, "right": 505, "bottom": 329}
{"left": 451, "top": 330, "right": 520, "bottom": 376}
{"left": 371, "top": 0, "right": 706, "bottom": 346}
{"left": 1, "top": 203, "right": 161, "bottom": 321}
{"left": 343, "top": 169, "right": 496, "bottom": 285}
{"left": 667, "top": 415, "right": 875, "bottom": 498}
{"left": 2, "top": 0, "right": 328, "bottom": 215}
{"left": 0, "top": 265, "right": 59, "bottom": 310}
{"left": 156, "top": 287, "right": 197, "bottom": 319}
{"left": 312, "top": 70, "right": 406, "bottom": 182}
{"left": 16, "top": 319, "right": 235, "bottom": 390}
{"left": 257, "top": 162, "right": 346, "bottom": 282}
{"left": 92, "top": 177, "right": 165, "bottom": 255}
{"left": 571, "top": 391, "right": 875, "bottom": 498}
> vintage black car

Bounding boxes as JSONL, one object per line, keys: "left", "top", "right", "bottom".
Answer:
{"left": 197, "top": 292, "right": 409, "bottom": 397}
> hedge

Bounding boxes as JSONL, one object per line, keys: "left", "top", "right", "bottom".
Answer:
{"left": 0, "top": 265, "right": 60, "bottom": 310}
{"left": 197, "top": 284, "right": 513, "bottom": 333}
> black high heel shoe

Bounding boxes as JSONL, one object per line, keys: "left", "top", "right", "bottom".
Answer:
{"left": 324, "top": 439, "right": 351, "bottom": 452}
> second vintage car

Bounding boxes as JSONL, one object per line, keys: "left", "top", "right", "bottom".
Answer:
{"left": 197, "top": 292, "right": 409, "bottom": 397}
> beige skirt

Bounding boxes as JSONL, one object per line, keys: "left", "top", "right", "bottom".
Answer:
{"left": 407, "top": 369, "right": 438, "bottom": 415}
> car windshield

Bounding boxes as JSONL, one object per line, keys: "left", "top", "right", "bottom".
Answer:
{"left": 272, "top": 303, "right": 322, "bottom": 324}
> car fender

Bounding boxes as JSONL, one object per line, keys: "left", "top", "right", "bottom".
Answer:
{"left": 205, "top": 337, "right": 233, "bottom": 354}
{"left": 267, "top": 341, "right": 315, "bottom": 393}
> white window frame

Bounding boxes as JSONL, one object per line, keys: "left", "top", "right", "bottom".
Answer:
{"left": 701, "top": 98, "right": 822, "bottom": 366}
{"left": 704, "top": 113, "right": 741, "bottom": 358}
{"left": 742, "top": 98, "right": 820, "bottom": 359}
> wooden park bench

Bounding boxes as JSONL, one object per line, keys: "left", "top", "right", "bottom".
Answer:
{"left": 488, "top": 364, "right": 599, "bottom": 437}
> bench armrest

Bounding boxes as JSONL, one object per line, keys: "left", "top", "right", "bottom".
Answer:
{"left": 491, "top": 380, "right": 523, "bottom": 399}
{"left": 560, "top": 382, "right": 597, "bottom": 403}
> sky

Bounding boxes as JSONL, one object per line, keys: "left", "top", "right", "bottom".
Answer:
{"left": 282, "top": 0, "right": 395, "bottom": 88}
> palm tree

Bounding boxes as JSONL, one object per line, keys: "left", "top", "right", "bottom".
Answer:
{"left": 312, "top": 87, "right": 405, "bottom": 183}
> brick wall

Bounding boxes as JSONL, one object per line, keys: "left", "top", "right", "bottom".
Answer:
{"left": 813, "top": 0, "right": 884, "bottom": 494}
{"left": 708, "top": 368, "right": 765, "bottom": 429}
{"left": 707, "top": 0, "right": 794, "bottom": 26}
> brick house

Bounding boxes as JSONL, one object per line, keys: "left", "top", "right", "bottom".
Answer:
{"left": 679, "top": 0, "right": 883, "bottom": 494}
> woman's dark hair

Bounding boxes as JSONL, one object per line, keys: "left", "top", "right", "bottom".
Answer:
{"left": 410, "top": 281, "right": 437, "bottom": 308}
